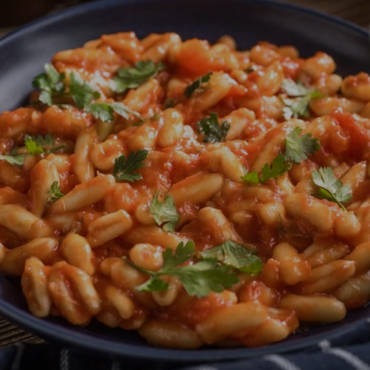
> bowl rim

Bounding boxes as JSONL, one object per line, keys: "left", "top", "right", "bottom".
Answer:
{"left": 0, "top": 0, "right": 369, "bottom": 361}
{"left": 0, "top": 297, "right": 366, "bottom": 361}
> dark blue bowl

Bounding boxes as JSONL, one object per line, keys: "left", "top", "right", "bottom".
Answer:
{"left": 0, "top": 0, "right": 369, "bottom": 362}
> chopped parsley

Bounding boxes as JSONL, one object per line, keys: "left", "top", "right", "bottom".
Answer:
{"left": 281, "top": 79, "right": 323, "bottom": 119}
{"left": 48, "top": 181, "right": 63, "bottom": 203}
{"left": 197, "top": 113, "right": 230, "bottom": 143}
{"left": 242, "top": 127, "right": 320, "bottom": 184}
{"left": 200, "top": 240, "right": 262, "bottom": 275}
{"left": 130, "top": 240, "right": 242, "bottom": 298}
{"left": 33, "top": 66, "right": 100, "bottom": 109}
{"left": 24, "top": 134, "right": 65, "bottom": 155}
{"left": 86, "top": 101, "right": 139, "bottom": 123}
{"left": 24, "top": 135, "right": 45, "bottom": 155}
{"left": 32, "top": 67, "right": 141, "bottom": 141}
{"left": 32, "top": 63, "right": 65, "bottom": 106}
{"left": 184, "top": 72, "right": 212, "bottom": 98}
{"left": 69, "top": 72, "right": 100, "bottom": 109}
{"left": 85, "top": 102, "right": 115, "bottom": 123}
{"left": 259, "top": 153, "right": 291, "bottom": 183}
{"left": 113, "top": 149, "right": 148, "bottom": 182}
{"left": 150, "top": 193, "right": 179, "bottom": 232}
{"left": 113, "top": 60, "right": 165, "bottom": 94}
{"left": 312, "top": 167, "right": 352, "bottom": 210}
{"left": 0, "top": 134, "right": 66, "bottom": 166}
{"left": 241, "top": 171, "right": 260, "bottom": 184}
{"left": 0, "top": 154, "right": 25, "bottom": 166}
{"left": 242, "top": 153, "right": 291, "bottom": 184}
{"left": 88, "top": 101, "right": 139, "bottom": 141}
{"left": 85, "top": 101, "right": 141, "bottom": 140}
{"left": 284, "top": 127, "right": 320, "bottom": 164}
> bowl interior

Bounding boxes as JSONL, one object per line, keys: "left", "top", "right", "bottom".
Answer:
{"left": 0, "top": 0, "right": 369, "bottom": 361}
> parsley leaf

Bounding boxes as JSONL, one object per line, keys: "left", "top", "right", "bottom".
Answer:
{"left": 241, "top": 154, "right": 290, "bottom": 184}
{"left": 161, "top": 241, "right": 195, "bottom": 270}
{"left": 201, "top": 240, "right": 262, "bottom": 275}
{"left": 285, "top": 127, "right": 320, "bottom": 164}
{"left": 281, "top": 79, "right": 323, "bottom": 120}
{"left": 69, "top": 72, "right": 100, "bottom": 109}
{"left": 0, "top": 154, "right": 25, "bottom": 166}
{"left": 85, "top": 102, "right": 114, "bottom": 123}
{"left": 260, "top": 153, "right": 291, "bottom": 182}
{"left": 133, "top": 240, "right": 239, "bottom": 298}
{"left": 0, "top": 134, "right": 65, "bottom": 166}
{"left": 113, "top": 149, "right": 148, "bottom": 182}
{"left": 85, "top": 102, "right": 140, "bottom": 123}
{"left": 282, "top": 95, "right": 320, "bottom": 120}
{"left": 85, "top": 102, "right": 140, "bottom": 141}
{"left": 32, "top": 63, "right": 65, "bottom": 105}
{"left": 172, "top": 260, "right": 238, "bottom": 298}
{"left": 240, "top": 171, "right": 260, "bottom": 184}
{"left": 197, "top": 113, "right": 230, "bottom": 143}
{"left": 113, "top": 61, "right": 165, "bottom": 94}
{"left": 312, "top": 167, "right": 352, "bottom": 210}
{"left": 25, "top": 135, "right": 46, "bottom": 155}
{"left": 282, "top": 96, "right": 309, "bottom": 119}
{"left": 242, "top": 127, "right": 320, "bottom": 184}
{"left": 184, "top": 72, "right": 212, "bottom": 98}
{"left": 24, "top": 134, "right": 64, "bottom": 155}
{"left": 137, "top": 276, "right": 169, "bottom": 292}
{"left": 150, "top": 193, "right": 179, "bottom": 232}
{"left": 48, "top": 181, "right": 63, "bottom": 203}
{"left": 110, "top": 102, "right": 140, "bottom": 119}
{"left": 134, "top": 240, "right": 196, "bottom": 293}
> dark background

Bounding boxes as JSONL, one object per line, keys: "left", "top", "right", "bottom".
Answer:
{"left": 1, "top": 0, "right": 370, "bottom": 28}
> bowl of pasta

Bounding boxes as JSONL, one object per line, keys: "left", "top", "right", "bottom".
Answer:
{"left": 0, "top": 0, "right": 369, "bottom": 362}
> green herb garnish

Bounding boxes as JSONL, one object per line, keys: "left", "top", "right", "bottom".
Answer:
{"left": 131, "top": 241, "right": 240, "bottom": 298}
{"left": 69, "top": 72, "right": 100, "bottom": 109}
{"left": 200, "top": 240, "right": 262, "bottom": 275}
{"left": 281, "top": 79, "right": 323, "bottom": 119}
{"left": 184, "top": 72, "right": 212, "bottom": 98}
{"left": 242, "top": 127, "right": 320, "bottom": 184}
{"left": 150, "top": 193, "right": 179, "bottom": 232}
{"left": 197, "top": 113, "right": 230, "bottom": 143}
{"left": 48, "top": 181, "right": 63, "bottom": 203}
{"left": 113, "top": 61, "right": 165, "bottom": 94}
{"left": 85, "top": 102, "right": 140, "bottom": 122}
{"left": 32, "top": 63, "right": 65, "bottom": 106}
{"left": 0, "top": 154, "right": 25, "bottom": 166}
{"left": 0, "top": 134, "right": 65, "bottom": 166}
{"left": 312, "top": 167, "right": 352, "bottom": 210}
{"left": 113, "top": 149, "right": 148, "bottom": 182}
{"left": 24, "top": 134, "right": 65, "bottom": 155}
{"left": 284, "top": 127, "right": 320, "bottom": 164}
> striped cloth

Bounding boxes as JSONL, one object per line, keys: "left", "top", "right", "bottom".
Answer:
{"left": 1, "top": 320, "right": 370, "bottom": 370}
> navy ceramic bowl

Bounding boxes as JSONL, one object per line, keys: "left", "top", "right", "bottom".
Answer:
{"left": 0, "top": 0, "right": 369, "bottom": 362}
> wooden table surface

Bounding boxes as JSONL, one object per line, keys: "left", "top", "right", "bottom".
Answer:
{"left": 0, "top": 0, "right": 369, "bottom": 349}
